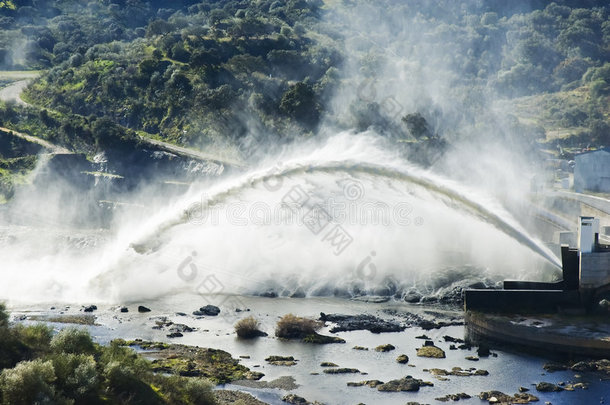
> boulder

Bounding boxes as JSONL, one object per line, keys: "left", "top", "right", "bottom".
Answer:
{"left": 535, "top": 382, "right": 563, "bottom": 392}
{"left": 375, "top": 344, "right": 396, "bottom": 352}
{"left": 197, "top": 305, "right": 220, "bottom": 316}
{"left": 416, "top": 345, "right": 445, "bottom": 358}
{"left": 377, "top": 376, "right": 431, "bottom": 392}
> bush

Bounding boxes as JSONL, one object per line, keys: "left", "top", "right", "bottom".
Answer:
{"left": 103, "top": 361, "right": 160, "bottom": 403}
{"left": 50, "top": 353, "right": 98, "bottom": 401}
{"left": 13, "top": 324, "right": 53, "bottom": 353}
{"left": 234, "top": 316, "right": 265, "bottom": 339}
{"left": 0, "top": 359, "right": 59, "bottom": 405}
{"left": 0, "top": 303, "right": 7, "bottom": 328}
{"left": 275, "top": 314, "right": 321, "bottom": 339}
{"left": 99, "top": 341, "right": 151, "bottom": 382}
{"left": 159, "top": 375, "right": 217, "bottom": 405}
{"left": 50, "top": 328, "right": 96, "bottom": 355}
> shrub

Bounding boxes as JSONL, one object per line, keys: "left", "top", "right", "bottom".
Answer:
{"left": 103, "top": 360, "right": 160, "bottom": 404}
{"left": 13, "top": 324, "right": 53, "bottom": 353}
{"left": 0, "top": 303, "right": 7, "bottom": 328}
{"left": 234, "top": 316, "right": 265, "bottom": 339}
{"left": 182, "top": 377, "right": 216, "bottom": 404}
{"left": 0, "top": 359, "right": 58, "bottom": 405}
{"left": 50, "top": 353, "right": 98, "bottom": 401}
{"left": 50, "top": 328, "right": 96, "bottom": 355}
{"left": 275, "top": 314, "right": 321, "bottom": 339}
{"left": 100, "top": 341, "right": 151, "bottom": 384}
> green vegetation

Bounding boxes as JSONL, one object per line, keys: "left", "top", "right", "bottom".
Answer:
{"left": 123, "top": 341, "right": 255, "bottom": 384}
{"left": 0, "top": 304, "right": 218, "bottom": 404}
{"left": 0, "top": 0, "right": 607, "bottom": 191}
{"left": 0, "top": 0, "right": 608, "bottom": 159}
{"left": 0, "top": 130, "right": 38, "bottom": 201}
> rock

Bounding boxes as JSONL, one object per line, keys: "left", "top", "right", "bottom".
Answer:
{"left": 427, "top": 367, "right": 488, "bottom": 377}
{"left": 244, "top": 371, "right": 264, "bottom": 380}
{"left": 479, "top": 391, "right": 539, "bottom": 404}
{"left": 465, "top": 356, "right": 479, "bottom": 361}
{"left": 435, "top": 393, "right": 471, "bottom": 402}
{"left": 281, "top": 394, "right": 309, "bottom": 404}
{"left": 419, "top": 318, "right": 464, "bottom": 330}
{"left": 449, "top": 344, "right": 457, "bottom": 350}
{"left": 169, "top": 324, "right": 194, "bottom": 333}
{"left": 515, "top": 393, "right": 540, "bottom": 403}
{"left": 403, "top": 291, "right": 422, "bottom": 303}
{"left": 320, "top": 362, "right": 338, "bottom": 367}
{"left": 396, "top": 354, "right": 409, "bottom": 364}
{"left": 138, "top": 305, "right": 151, "bottom": 313}
{"left": 167, "top": 332, "right": 183, "bottom": 338}
{"left": 543, "top": 362, "right": 567, "bottom": 372}
{"left": 377, "top": 376, "right": 432, "bottom": 392}
{"left": 323, "top": 368, "right": 360, "bottom": 374}
{"left": 198, "top": 305, "right": 220, "bottom": 316}
{"left": 415, "top": 334, "right": 430, "bottom": 339}
{"left": 238, "top": 329, "right": 268, "bottom": 339}
{"left": 424, "top": 340, "right": 435, "bottom": 346}
{"left": 416, "top": 345, "right": 446, "bottom": 358}
{"left": 352, "top": 346, "right": 368, "bottom": 350}
{"left": 519, "top": 387, "right": 529, "bottom": 392}
{"left": 477, "top": 345, "right": 490, "bottom": 357}
{"left": 235, "top": 375, "right": 298, "bottom": 390}
{"left": 319, "top": 313, "right": 404, "bottom": 333}
{"left": 571, "top": 359, "right": 610, "bottom": 376}
{"left": 302, "top": 333, "right": 345, "bottom": 344}
{"left": 175, "top": 312, "right": 187, "bottom": 316}
{"left": 125, "top": 342, "right": 252, "bottom": 384}
{"left": 443, "top": 335, "right": 464, "bottom": 343}
{"left": 83, "top": 305, "right": 97, "bottom": 312}
{"left": 265, "top": 356, "right": 297, "bottom": 366}
{"left": 536, "top": 382, "right": 563, "bottom": 392}
{"left": 120, "top": 306, "right": 128, "bottom": 313}
{"left": 375, "top": 344, "right": 396, "bottom": 352}
{"left": 347, "top": 380, "right": 384, "bottom": 388}
{"left": 260, "top": 291, "right": 278, "bottom": 298}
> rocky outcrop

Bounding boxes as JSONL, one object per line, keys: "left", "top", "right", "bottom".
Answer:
{"left": 319, "top": 313, "right": 404, "bottom": 333}
{"left": 377, "top": 376, "right": 433, "bottom": 392}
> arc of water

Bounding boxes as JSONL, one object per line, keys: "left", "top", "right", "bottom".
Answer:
{"left": 130, "top": 160, "right": 562, "bottom": 269}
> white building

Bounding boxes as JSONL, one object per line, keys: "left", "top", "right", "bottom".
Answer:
{"left": 574, "top": 147, "right": 610, "bottom": 193}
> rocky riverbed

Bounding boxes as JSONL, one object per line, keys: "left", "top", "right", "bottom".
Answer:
{"left": 7, "top": 294, "right": 610, "bottom": 404}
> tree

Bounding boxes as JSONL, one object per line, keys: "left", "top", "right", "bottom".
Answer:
{"left": 279, "top": 82, "right": 320, "bottom": 127}
{"left": 402, "top": 113, "right": 433, "bottom": 139}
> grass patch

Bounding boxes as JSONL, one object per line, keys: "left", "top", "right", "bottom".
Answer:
{"left": 234, "top": 316, "right": 266, "bottom": 339}
{"left": 275, "top": 313, "right": 322, "bottom": 339}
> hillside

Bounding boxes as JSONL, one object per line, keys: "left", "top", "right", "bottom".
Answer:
{"left": 0, "top": 0, "right": 608, "bottom": 195}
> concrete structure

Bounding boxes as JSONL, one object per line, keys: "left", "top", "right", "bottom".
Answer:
{"left": 574, "top": 147, "right": 610, "bottom": 193}
{"left": 465, "top": 216, "right": 610, "bottom": 314}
